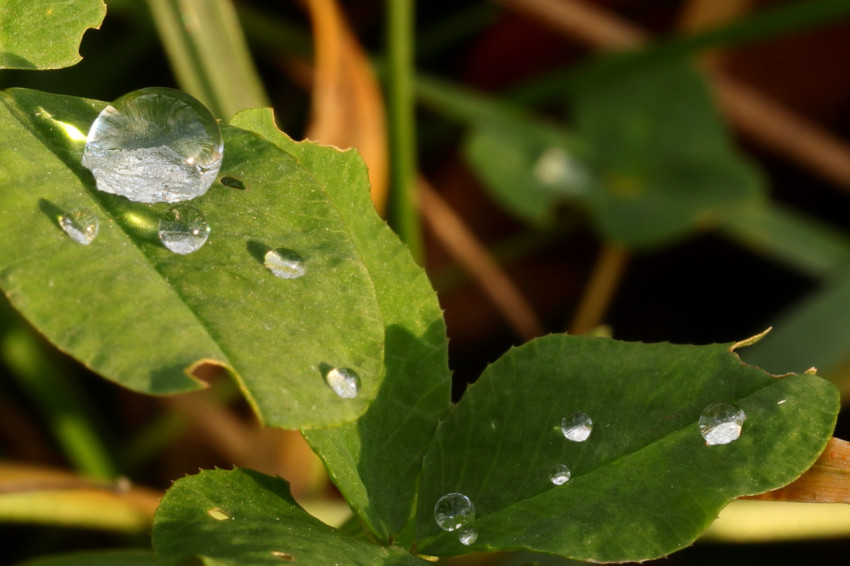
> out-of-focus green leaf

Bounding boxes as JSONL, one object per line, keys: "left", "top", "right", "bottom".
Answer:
{"left": 463, "top": 120, "right": 594, "bottom": 225}
{"left": 413, "top": 335, "right": 839, "bottom": 562}
{"left": 152, "top": 468, "right": 428, "bottom": 566}
{"left": 718, "top": 203, "right": 850, "bottom": 278}
{"left": 231, "top": 108, "right": 452, "bottom": 543}
{"left": 0, "top": 0, "right": 106, "bottom": 70}
{"left": 573, "top": 61, "right": 763, "bottom": 248}
{"left": 0, "top": 88, "right": 386, "bottom": 429}
{"left": 15, "top": 550, "right": 158, "bottom": 566}
{"left": 510, "top": 0, "right": 850, "bottom": 105}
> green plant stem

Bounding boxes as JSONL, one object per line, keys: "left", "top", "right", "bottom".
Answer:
{"left": 386, "top": 0, "right": 423, "bottom": 262}
{"left": 146, "top": 0, "right": 269, "bottom": 119}
{"left": 0, "top": 315, "right": 117, "bottom": 479}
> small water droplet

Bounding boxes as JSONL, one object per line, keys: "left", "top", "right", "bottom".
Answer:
{"left": 434, "top": 493, "right": 475, "bottom": 532}
{"left": 458, "top": 527, "right": 478, "bottom": 546}
{"left": 82, "top": 87, "right": 223, "bottom": 203}
{"left": 777, "top": 399, "right": 786, "bottom": 405}
{"left": 207, "top": 507, "right": 231, "bottom": 521}
{"left": 271, "top": 551, "right": 295, "bottom": 561}
{"left": 59, "top": 208, "right": 99, "bottom": 244}
{"left": 158, "top": 204, "right": 210, "bottom": 254}
{"left": 699, "top": 402, "right": 746, "bottom": 445}
{"left": 264, "top": 248, "right": 306, "bottom": 279}
{"left": 325, "top": 367, "right": 360, "bottom": 399}
{"left": 549, "top": 464, "right": 571, "bottom": 485}
{"left": 561, "top": 411, "right": 592, "bottom": 442}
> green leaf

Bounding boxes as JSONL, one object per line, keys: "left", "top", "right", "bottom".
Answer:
{"left": 15, "top": 550, "right": 158, "bottom": 566}
{"left": 0, "top": 0, "right": 106, "bottom": 70}
{"left": 462, "top": 120, "right": 594, "bottom": 225}
{"left": 230, "top": 109, "right": 452, "bottom": 542}
{"left": 413, "top": 335, "right": 839, "bottom": 562}
{"left": 0, "top": 88, "right": 386, "bottom": 428}
{"left": 573, "top": 61, "right": 763, "bottom": 248}
{"left": 152, "top": 468, "right": 428, "bottom": 566}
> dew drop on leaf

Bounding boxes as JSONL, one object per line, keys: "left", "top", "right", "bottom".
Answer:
{"left": 699, "top": 402, "right": 746, "bottom": 445}
{"left": 264, "top": 248, "right": 306, "bottom": 279}
{"left": 458, "top": 527, "right": 478, "bottom": 546}
{"left": 325, "top": 367, "right": 360, "bottom": 399}
{"left": 561, "top": 411, "right": 592, "bottom": 442}
{"left": 158, "top": 203, "right": 210, "bottom": 254}
{"left": 549, "top": 464, "right": 571, "bottom": 485}
{"left": 82, "top": 87, "right": 223, "bottom": 203}
{"left": 59, "top": 208, "right": 99, "bottom": 245}
{"left": 207, "top": 507, "right": 231, "bottom": 521}
{"left": 434, "top": 493, "right": 475, "bottom": 532}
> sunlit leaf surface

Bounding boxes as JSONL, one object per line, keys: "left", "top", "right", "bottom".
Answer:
{"left": 0, "top": 88, "right": 387, "bottom": 428}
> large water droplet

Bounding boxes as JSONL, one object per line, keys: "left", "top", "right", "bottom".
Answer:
{"left": 82, "top": 87, "right": 223, "bottom": 203}
{"left": 458, "top": 527, "right": 478, "bottom": 546}
{"left": 59, "top": 208, "right": 99, "bottom": 244}
{"left": 699, "top": 402, "right": 746, "bottom": 445}
{"left": 549, "top": 464, "right": 571, "bottom": 485}
{"left": 264, "top": 248, "right": 306, "bottom": 279}
{"left": 158, "top": 204, "right": 210, "bottom": 254}
{"left": 325, "top": 367, "right": 360, "bottom": 399}
{"left": 207, "top": 507, "right": 231, "bottom": 521}
{"left": 561, "top": 411, "right": 592, "bottom": 442}
{"left": 434, "top": 493, "right": 475, "bottom": 532}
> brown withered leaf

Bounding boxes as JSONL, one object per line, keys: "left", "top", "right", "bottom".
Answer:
{"left": 304, "top": 0, "right": 388, "bottom": 212}
{"left": 746, "top": 437, "right": 850, "bottom": 503}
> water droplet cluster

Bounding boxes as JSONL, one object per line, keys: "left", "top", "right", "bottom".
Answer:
{"left": 56, "top": 88, "right": 366, "bottom": 402}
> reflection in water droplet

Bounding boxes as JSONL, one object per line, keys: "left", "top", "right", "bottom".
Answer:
{"left": 271, "top": 551, "right": 295, "bottom": 561}
{"left": 458, "top": 527, "right": 478, "bottom": 546}
{"left": 264, "top": 248, "right": 306, "bottom": 279}
{"left": 82, "top": 87, "right": 223, "bottom": 203}
{"left": 561, "top": 411, "right": 592, "bottom": 442}
{"left": 207, "top": 507, "right": 231, "bottom": 521}
{"left": 699, "top": 403, "right": 746, "bottom": 445}
{"left": 326, "top": 367, "right": 360, "bottom": 399}
{"left": 158, "top": 204, "right": 210, "bottom": 254}
{"left": 549, "top": 464, "right": 571, "bottom": 485}
{"left": 434, "top": 493, "right": 475, "bottom": 532}
{"left": 59, "top": 208, "right": 99, "bottom": 244}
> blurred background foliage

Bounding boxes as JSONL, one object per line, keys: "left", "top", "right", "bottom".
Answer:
{"left": 3, "top": 0, "right": 850, "bottom": 564}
